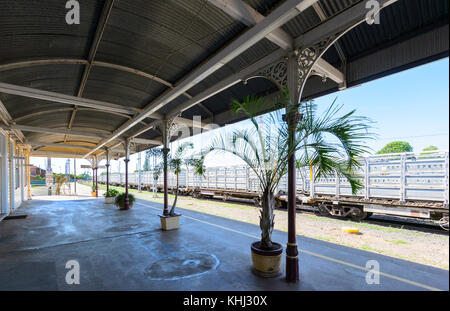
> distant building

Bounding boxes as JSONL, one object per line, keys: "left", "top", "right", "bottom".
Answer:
{"left": 30, "top": 166, "right": 46, "bottom": 178}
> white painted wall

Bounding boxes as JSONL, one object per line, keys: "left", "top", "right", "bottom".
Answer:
{"left": 0, "top": 131, "right": 26, "bottom": 217}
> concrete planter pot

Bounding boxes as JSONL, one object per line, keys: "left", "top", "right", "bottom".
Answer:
{"left": 159, "top": 214, "right": 181, "bottom": 231}
{"left": 104, "top": 196, "right": 115, "bottom": 204}
{"left": 250, "top": 241, "right": 283, "bottom": 278}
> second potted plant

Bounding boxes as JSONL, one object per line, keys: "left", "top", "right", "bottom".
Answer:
{"left": 159, "top": 142, "right": 193, "bottom": 230}
{"left": 115, "top": 192, "right": 135, "bottom": 210}
{"left": 91, "top": 185, "right": 97, "bottom": 197}
{"left": 104, "top": 189, "right": 119, "bottom": 204}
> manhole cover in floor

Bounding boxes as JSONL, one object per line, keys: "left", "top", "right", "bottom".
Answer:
{"left": 105, "top": 224, "right": 143, "bottom": 232}
{"left": 144, "top": 252, "right": 219, "bottom": 280}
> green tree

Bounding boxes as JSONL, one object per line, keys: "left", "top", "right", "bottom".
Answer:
{"left": 143, "top": 155, "right": 150, "bottom": 171}
{"left": 423, "top": 145, "right": 438, "bottom": 152}
{"left": 207, "top": 93, "right": 372, "bottom": 249}
{"left": 377, "top": 141, "right": 413, "bottom": 154}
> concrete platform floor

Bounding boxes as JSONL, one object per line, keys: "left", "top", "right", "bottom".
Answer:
{"left": 0, "top": 196, "right": 448, "bottom": 291}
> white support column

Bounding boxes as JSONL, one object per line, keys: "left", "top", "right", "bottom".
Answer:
{"left": 20, "top": 150, "right": 24, "bottom": 203}
{"left": 0, "top": 133, "right": 9, "bottom": 214}
{"left": 9, "top": 137, "right": 15, "bottom": 211}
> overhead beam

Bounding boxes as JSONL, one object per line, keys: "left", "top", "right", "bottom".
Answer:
{"left": 0, "top": 59, "right": 193, "bottom": 99}
{"left": 131, "top": 138, "right": 163, "bottom": 146}
{"left": 295, "top": 0, "right": 398, "bottom": 48}
{"left": 30, "top": 151, "right": 91, "bottom": 158}
{"left": 312, "top": 2, "right": 346, "bottom": 64}
{"left": 66, "top": 0, "right": 115, "bottom": 142}
{"left": 209, "top": 0, "right": 343, "bottom": 84}
{"left": 0, "top": 82, "right": 139, "bottom": 115}
{"left": 0, "top": 83, "right": 203, "bottom": 129}
{"left": 82, "top": 0, "right": 318, "bottom": 158}
{"left": 169, "top": 0, "right": 398, "bottom": 120}
{"left": 24, "top": 141, "right": 107, "bottom": 151}
{"left": 0, "top": 98, "right": 25, "bottom": 142}
{"left": 0, "top": 124, "right": 125, "bottom": 140}
{"left": 313, "top": 58, "right": 345, "bottom": 84}
{"left": 208, "top": 0, "right": 294, "bottom": 50}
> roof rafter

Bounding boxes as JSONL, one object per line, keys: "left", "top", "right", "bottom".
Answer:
{"left": 0, "top": 98, "right": 25, "bottom": 142}
{"left": 66, "top": 0, "right": 115, "bottom": 142}
{"left": 0, "top": 124, "right": 124, "bottom": 141}
{"left": 82, "top": 0, "right": 319, "bottom": 159}
{"left": 208, "top": 0, "right": 343, "bottom": 84}
{"left": 0, "top": 59, "right": 190, "bottom": 97}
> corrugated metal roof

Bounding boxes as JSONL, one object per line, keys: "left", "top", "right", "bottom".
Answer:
{"left": 0, "top": 0, "right": 448, "bottom": 157}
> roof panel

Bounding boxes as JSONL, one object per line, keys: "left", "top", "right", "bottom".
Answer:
{"left": 0, "top": 0, "right": 102, "bottom": 63}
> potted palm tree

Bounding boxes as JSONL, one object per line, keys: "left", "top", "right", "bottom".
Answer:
{"left": 208, "top": 92, "right": 371, "bottom": 277}
{"left": 115, "top": 192, "right": 136, "bottom": 210}
{"left": 91, "top": 185, "right": 97, "bottom": 197}
{"left": 104, "top": 188, "right": 119, "bottom": 204}
{"left": 159, "top": 142, "right": 194, "bottom": 230}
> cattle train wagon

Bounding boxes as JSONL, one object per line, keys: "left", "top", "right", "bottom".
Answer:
{"left": 98, "top": 151, "right": 449, "bottom": 229}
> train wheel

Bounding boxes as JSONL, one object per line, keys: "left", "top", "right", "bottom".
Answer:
{"left": 437, "top": 216, "right": 449, "bottom": 231}
{"left": 350, "top": 207, "right": 368, "bottom": 221}
{"left": 316, "top": 204, "right": 330, "bottom": 216}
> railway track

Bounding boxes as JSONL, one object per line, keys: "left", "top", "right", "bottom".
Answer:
{"left": 292, "top": 205, "right": 449, "bottom": 235}
{"left": 175, "top": 193, "right": 449, "bottom": 234}
{"left": 97, "top": 181, "right": 449, "bottom": 233}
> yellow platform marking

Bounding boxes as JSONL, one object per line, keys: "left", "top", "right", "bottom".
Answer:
{"left": 137, "top": 202, "right": 443, "bottom": 291}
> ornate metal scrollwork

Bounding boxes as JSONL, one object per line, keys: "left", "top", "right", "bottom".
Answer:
{"left": 297, "top": 31, "right": 343, "bottom": 93}
{"left": 244, "top": 58, "right": 288, "bottom": 90}
{"left": 127, "top": 140, "right": 137, "bottom": 154}
{"left": 243, "top": 30, "right": 344, "bottom": 98}
{"left": 160, "top": 114, "right": 182, "bottom": 145}
{"left": 257, "top": 59, "right": 288, "bottom": 89}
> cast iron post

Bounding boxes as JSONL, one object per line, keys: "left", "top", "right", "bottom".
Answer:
{"left": 124, "top": 140, "right": 130, "bottom": 210}
{"left": 162, "top": 119, "right": 170, "bottom": 216}
{"left": 95, "top": 157, "right": 98, "bottom": 198}
{"left": 286, "top": 51, "right": 300, "bottom": 282}
{"left": 106, "top": 149, "right": 110, "bottom": 194}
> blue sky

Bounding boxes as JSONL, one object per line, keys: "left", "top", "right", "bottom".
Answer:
{"left": 31, "top": 57, "right": 449, "bottom": 173}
